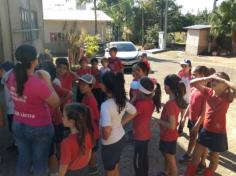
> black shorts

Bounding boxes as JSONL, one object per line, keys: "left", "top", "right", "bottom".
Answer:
{"left": 66, "top": 166, "right": 88, "bottom": 176}
{"left": 198, "top": 128, "right": 228, "bottom": 152}
{"left": 92, "top": 139, "right": 99, "bottom": 152}
{"left": 101, "top": 136, "right": 126, "bottom": 171}
{"left": 159, "top": 140, "right": 177, "bottom": 155}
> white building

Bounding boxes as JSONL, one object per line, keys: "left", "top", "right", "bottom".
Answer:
{"left": 0, "top": 0, "right": 44, "bottom": 62}
{"left": 43, "top": 9, "right": 112, "bottom": 55}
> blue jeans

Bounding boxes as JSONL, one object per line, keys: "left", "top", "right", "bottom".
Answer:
{"left": 12, "top": 121, "right": 54, "bottom": 176}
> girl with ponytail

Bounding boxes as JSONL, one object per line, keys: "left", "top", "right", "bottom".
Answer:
{"left": 100, "top": 71, "right": 137, "bottom": 176}
{"left": 6, "top": 44, "right": 59, "bottom": 176}
{"left": 155, "top": 74, "right": 187, "bottom": 176}
{"left": 59, "top": 103, "right": 94, "bottom": 176}
{"left": 132, "top": 77, "right": 161, "bottom": 176}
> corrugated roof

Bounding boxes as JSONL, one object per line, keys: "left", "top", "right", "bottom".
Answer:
{"left": 43, "top": 10, "right": 113, "bottom": 22}
{"left": 184, "top": 25, "right": 211, "bottom": 30}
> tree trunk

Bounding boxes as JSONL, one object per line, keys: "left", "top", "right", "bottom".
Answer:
{"left": 94, "top": 0, "right": 97, "bottom": 35}
{"left": 232, "top": 31, "right": 236, "bottom": 54}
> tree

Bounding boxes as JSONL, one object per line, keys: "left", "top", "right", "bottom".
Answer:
{"left": 209, "top": 0, "right": 236, "bottom": 52}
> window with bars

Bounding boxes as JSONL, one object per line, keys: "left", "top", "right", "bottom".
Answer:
{"left": 20, "top": 8, "right": 39, "bottom": 41}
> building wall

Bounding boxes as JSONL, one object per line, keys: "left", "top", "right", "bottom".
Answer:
{"left": 0, "top": 0, "right": 44, "bottom": 62}
{"left": 0, "top": 0, "right": 13, "bottom": 61}
{"left": 198, "top": 29, "right": 210, "bottom": 54}
{"left": 185, "top": 29, "right": 200, "bottom": 55}
{"left": 44, "top": 20, "right": 108, "bottom": 55}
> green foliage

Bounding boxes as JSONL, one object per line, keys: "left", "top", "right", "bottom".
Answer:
{"left": 97, "top": 0, "right": 212, "bottom": 46}
{"left": 83, "top": 33, "right": 100, "bottom": 58}
{"left": 144, "top": 24, "right": 159, "bottom": 45}
{"left": 209, "top": 0, "right": 236, "bottom": 51}
{"left": 66, "top": 31, "right": 100, "bottom": 64}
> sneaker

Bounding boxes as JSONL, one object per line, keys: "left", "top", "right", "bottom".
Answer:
{"left": 179, "top": 153, "right": 191, "bottom": 163}
{"left": 89, "top": 166, "right": 98, "bottom": 175}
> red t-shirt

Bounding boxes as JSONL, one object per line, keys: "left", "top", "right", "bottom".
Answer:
{"left": 203, "top": 87, "right": 232, "bottom": 133}
{"left": 91, "top": 67, "right": 101, "bottom": 89}
{"left": 160, "top": 100, "right": 180, "bottom": 141}
{"left": 59, "top": 72, "right": 76, "bottom": 91}
{"left": 6, "top": 73, "right": 52, "bottom": 126}
{"left": 60, "top": 133, "right": 93, "bottom": 171}
{"left": 133, "top": 99, "right": 155, "bottom": 140}
{"left": 76, "top": 67, "right": 91, "bottom": 76}
{"left": 189, "top": 88, "right": 206, "bottom": 122}
{"left": 108, "top": 57, "right": 123, "bottom": 73}
{"left": 82, "top": 96, "right": 100, "bottom": 140}
{"left": 51, "top": 84, "right": 71, "bottom": 125}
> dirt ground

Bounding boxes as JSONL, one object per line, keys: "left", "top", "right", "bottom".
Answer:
{"left": 0, "top": 51, "right": 236, "bottom": 176}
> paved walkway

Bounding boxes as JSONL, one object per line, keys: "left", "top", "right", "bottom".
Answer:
{"left": 0, "top": 53, "right": 236, "bottom": 176}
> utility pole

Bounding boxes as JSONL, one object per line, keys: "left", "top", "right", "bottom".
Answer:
{"left": 142, "top": 4, "right": 144, "bottom": 47}
{"left": 94, "top": 0, "right": 97, "bottom": 34}
{"left": 160, "top": 0, "right": 164, "bottom": 31}
{"left": 163, "top": 0, "right": 168, "bottom": 50}
{"left": 213, "top": 0, "right": 218, "bottom": 11}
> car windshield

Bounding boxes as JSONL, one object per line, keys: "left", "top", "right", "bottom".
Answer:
{"left": 110, "top": 43, "right": 136, "bottom": 52}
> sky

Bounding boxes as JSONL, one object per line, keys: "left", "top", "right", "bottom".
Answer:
{"left": 176, "top": 0, "right": 224, "bottom": 14}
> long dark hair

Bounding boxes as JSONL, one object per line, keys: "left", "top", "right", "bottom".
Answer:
{"left": 164, "top": 74, "right": 187, "bottom": 109}
{"left": 102, "top": 71, "right": 126, "bottom": 113}
{"left": 136, "top": 61, "right": 150, "bottom": 76}
{"left": 14, "top": 44, "right": 37, "bottom": 96}
{"left": 139, "top": 77, "right": 162, "bottom": 112}
{"left": 64, "top": 103, "right": 94, "bottom": 154}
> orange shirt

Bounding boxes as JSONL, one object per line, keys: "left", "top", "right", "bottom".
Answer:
{"left": 160, "top": 100, "right": 180, "bottom": 141}
{"left": 60, "top": 133, "right": 93, "bottom": 170}
{"left": 203, "top": 87, "right": 232, "bottom": 133}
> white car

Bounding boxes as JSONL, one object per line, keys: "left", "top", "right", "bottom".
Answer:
{"left": 105, "top": 41, "right": 141, "bottom": 68}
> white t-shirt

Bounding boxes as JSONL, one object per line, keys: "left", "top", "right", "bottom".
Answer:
{"left": 100, "top": 67, "right": 111, "bottom": 76}
{"left": 100, "top": 98, "right": 137, "bottom": 145}
{"left": 181, "top": 76, "right": 191, "bottom": 104}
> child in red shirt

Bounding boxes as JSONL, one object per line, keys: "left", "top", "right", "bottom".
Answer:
{"left": 130, "top": 61, "right": 150, "bottom": 99}
{"left": 56, "top": 58, "right": 78, "bottom": 92}
{"left": 108, "top": 47, "right": 123, "bottom": 73}
{"left": 91, "top": 58, "right": 106, "bottom": 109}
{"left": 156, "top": 74, "right": 188, "bottom": 176}
{"left": 132, "top": 77, "right": 161, "bottom": 176}
{"left": 76, "top": 57, "right": 91, "bottom": 102}
{"left": 59, "top": 103, "right": 94, "bottom": 176}
{"left": 183, "top": 72, "right": 236, "bottom": 176}
{"left": 40, "top": 61, "right": 73, "bottom": 175}
{"left": 140, "top": 53, "right": 151, "bottom": 73}
{"left": 78, "top": 74, "right": 100, "bottom": 175}
{"left": 179, "top": 66, "right": 210, "bottom": 167}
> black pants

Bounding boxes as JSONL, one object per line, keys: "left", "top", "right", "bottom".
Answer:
{"left": 7, "top": 114, "right": 14, "bottom": 132}
{"left": 134, "top": 140, "right": 149, "bottom": 176}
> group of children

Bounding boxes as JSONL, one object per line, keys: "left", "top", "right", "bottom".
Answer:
{"left": 0, "top": 44, "right": 236, "bottom": 176}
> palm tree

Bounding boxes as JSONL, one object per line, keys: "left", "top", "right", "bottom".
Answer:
{"left": 209, "top": 0, "right": 236, "bottom": 53}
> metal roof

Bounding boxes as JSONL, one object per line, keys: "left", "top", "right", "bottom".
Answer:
{"left": 184, "top": 25, "right": 211, "bottom": 30}
{"left": 43, "top": 10, "right": 113, "bottom": 22}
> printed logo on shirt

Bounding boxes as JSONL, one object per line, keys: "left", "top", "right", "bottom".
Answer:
{"left": 14, "top": 111, "right": 35, "bottom": 119}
